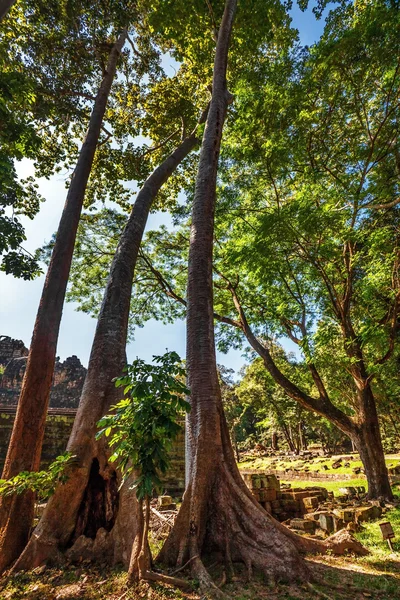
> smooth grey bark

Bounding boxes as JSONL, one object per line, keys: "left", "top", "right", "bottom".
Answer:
{"left": 13, "top": 132, "right": 200, "bottom": 571}
{"left": 0, "top": 29, "right": 127, "bottom": 573}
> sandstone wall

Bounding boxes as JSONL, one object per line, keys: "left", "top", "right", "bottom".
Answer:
{"left": 0, "top": 336, "right": 185, "bottom": 495}
{"left": 0, "top": 336, "right": 86, "bottom": 409}
{"left": 0, "top": 408, "right": 76, "bottom": 472}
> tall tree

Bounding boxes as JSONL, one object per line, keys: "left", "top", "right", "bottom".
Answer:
{"left": 157, "top": 0, "right": 358, "bottom": 592}
{"left": 121, "top": 0, "right": 400, "bottom": 499}
{"left": 0, "top": 25, "right": 128, "bottom": 573}
{"left": 13, "top": 120, "right": 204, "bottom": 572}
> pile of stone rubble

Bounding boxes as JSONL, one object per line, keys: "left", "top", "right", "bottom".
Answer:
{"left": 242, "top": 472, "right": 395, "bottom": 538}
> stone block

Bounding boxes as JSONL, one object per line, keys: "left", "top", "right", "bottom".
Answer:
{"left": 290, "top": 518, "right": 317, "bottom": 533}
{"left": 158, "top": 495, "right": 176, "bottom": 511}
{"left": 333, "top": 508, "right": 355, "bottom": 523}
{"left": 339, "top": 487, "right": 357, "bottom": 497}
{"left": 259, "top": 488, "right": 277, "bottom": 502}
{"left": 355, "top": 505, "right": 382, "bottom": 522}
{"left": 319, "top": 513, "right": 335, "bottom": 534}
{"left": 302, "top": 496, "right": 319, "bottom": 510}
{"left": 251, "top": 475, "right": 262, "bottom": 489}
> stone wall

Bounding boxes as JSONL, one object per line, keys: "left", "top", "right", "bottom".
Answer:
{"left": 0, "top": 335, "right": 186, "bottom": 495}
{"left": 0, "top": 407, "right": 76, "bottom": 472}
{"left": 0, "top": 407, "right": 186, "bottom": 495}
{"left": 0, "top": 336, "right": 86, "bottom": 409}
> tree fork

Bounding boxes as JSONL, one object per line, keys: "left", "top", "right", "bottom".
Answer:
{"left": 0, "top": 28, "right": 128, "bottom": 573}
{"left": 12, "top": 131, "right": 200, "bottom": 573}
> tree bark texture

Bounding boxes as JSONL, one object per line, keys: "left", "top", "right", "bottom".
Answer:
{"left": 13, "top": 133, "right": 199, "bottom": 572}
{"left": 158, "top": 4, "right": 366, "bottom": 591}
{"left": 0, "top": 29, "right": 127, "bottom": 574}
{"left": 158, "top": 1, "right": 309, "bottom": 590}
{"left": 0, "top": 0, "right": 16, "bottom": 21}
{"left": 350, "top": 386, "right": 393, "bottom": 499}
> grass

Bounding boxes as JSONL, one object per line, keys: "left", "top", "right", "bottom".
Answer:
{"left": 280, "top": 478, "right": 369, "bottom": 495}
{"left": 238, "top": 453, "right": 400, "bottom": 478}
{"left": 1, "top": 476, "right": 400, "bottom": 599}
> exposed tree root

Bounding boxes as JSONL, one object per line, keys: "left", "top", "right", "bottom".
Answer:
{"left": 142, "top": 569, "right": 192, "bottom": 590}
{"left": 159, "top": 462, "right": 310, "bottom": 595}
{"left": 158, "top": 432, "right": 367, "bottom": 597}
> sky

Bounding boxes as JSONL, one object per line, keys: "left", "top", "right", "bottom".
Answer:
{"left": 0, "top": 4, "right": 328, "bottom": 374}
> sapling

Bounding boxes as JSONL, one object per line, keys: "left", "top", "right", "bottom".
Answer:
{"left": 0, "top": 452, "right": 75, "bottom": 532}
{"left": 96, "top": 351, "right": 190, "bottom": 585}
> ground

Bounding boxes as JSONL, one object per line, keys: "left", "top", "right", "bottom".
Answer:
{"left": 2, "top": 497, "right": 399, "bottom": 600}
{"left": 1, "top": 549, "right": 400, "bottom": 600}
{"left": 2, "top": 457, "right": 399, "bottom": 599}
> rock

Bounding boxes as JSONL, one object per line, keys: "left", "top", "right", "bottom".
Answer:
{"left": 332, "top": 459, "right": 342, "bottom": 469}
{"left": 325, "top": 529, "right": 369, "bottom": 556}
{"left": 355, "top": 505, "right": 382, "bottom": 522}
{"left": 259, "top": 488, "right": 277, "bottom": 502}
{"left": 319, "top": 513, "right": 335, "bottom": 534}
{"left": 347, "top": 521, "right": 363, "bottom": 533}
{"left": 338, "top": 487, "right": 357, "bottom": 497}
{"left": 352, "top": 467, "right": 361, "bottom": 474}
{"left": 302, "top": 496, "right": 319, "bottom": 511}
{"left": 333, "top": 508, "right": 355, "bottom": 523}
{"left": 158, "top": 495, "right": 176, "bottom": 511}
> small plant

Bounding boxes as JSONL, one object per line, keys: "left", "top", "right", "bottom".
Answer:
{"left": 0, "top": 452, "right": 75, "bottom": 502}
{"left": 96, "top": 350, "right": 190, "bottom": 586}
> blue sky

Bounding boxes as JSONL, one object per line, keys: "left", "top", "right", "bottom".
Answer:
{"left": 0, "top": 4, "right": 327, "bottom": 372}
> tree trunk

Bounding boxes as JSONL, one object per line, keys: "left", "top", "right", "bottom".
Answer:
{"left": 158, "top": 1, "right": 309, "bottom": 591}
{"left": 280, "top": 421, "right": 295, "bottom": 452}
{"left": 351, "top": 387, "right": 393, "bottom": 500}
{"left": 13, "top": 133, "right": 200, "bottom": 572}
{"left": 298, "top": 421, "right": 306, "bottom": 451}
{"left": 0, "top": 29, "right": 127, "bottom": 574}
{"left": 128, "top": 497, "right": 151, "bottom": 584}
{"left": 157, "top": 4, "right": 366, "bottom": 590}
{"left": 271, "top": 431, "right": 278, "bottom": 451}
{"left": 0, "top": 0, "right": 16, "bottom": 21}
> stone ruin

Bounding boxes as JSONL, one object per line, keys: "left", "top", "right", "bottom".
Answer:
{"left": 242, "top": 472, "right": 391, "bottom": 537}
{"left": 0, "top": 335, "right": 87, "bottom": 409}
{"left": 0, "top": 335, "right": 186, "bottom": 494}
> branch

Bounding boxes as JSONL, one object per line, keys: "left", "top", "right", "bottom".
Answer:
{"left": 139, "top": 252, "right": 242, "bottom": 329}
{"left": 225, "top": 282, "right": 355, "bottom": 435}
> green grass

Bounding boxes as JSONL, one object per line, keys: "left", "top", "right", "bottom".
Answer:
{"left": 238, "top": 453, "right": 400, "bottom": 478}
{"left": 280, "top": 478, "right": 369, "bottom": 495}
